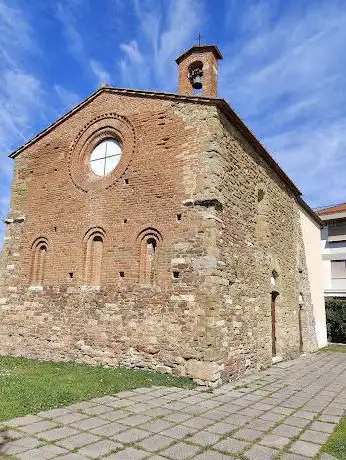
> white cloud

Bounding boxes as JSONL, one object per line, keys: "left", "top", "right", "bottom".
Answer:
{"left": 57, "top": 2, "right": 112, "bottom": 85}
{"left": 0, "top": 3, "right": 46, "bottom": 249}
{"left": 219, "top": 0, "right": 346, "bottom": 207}
{"left": 56, "top": 3, "right": 86, "bottom": 67}
{"left": 120, "top": 40, "right": 143, "bottom": 64}
{"left": 154, "top": 0, "right": 202, "bottom": 78}
{"left": 54, "top": 85, "right": 80, "bottom": 110}
{"left": 89, "top": 59, "right": 111, "bottom": 85}
{"left": 0, "top": 2, "right": 36, "bottom": 69}
{"left": 119, "top": 0, "right": 203, "bottom": 90}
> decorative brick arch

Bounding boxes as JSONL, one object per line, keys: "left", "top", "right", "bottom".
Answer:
{"left": 68, "top": 113, "right": 136, "bottom": 193}
{"left": 136, "top": 228, "right": 163, "bottom": 285}
{"left": 83, "top": 227, "right": 106, "bottom": 286}
{"left": 30, "top": 237, "right": 48, "bottom": 286}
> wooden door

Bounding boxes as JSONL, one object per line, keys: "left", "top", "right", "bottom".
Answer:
{"left": 298, "top": 306, "right": 303, "bottom": 353}
{"left": 271, "top": 293, "right": 277, "bottom": 357}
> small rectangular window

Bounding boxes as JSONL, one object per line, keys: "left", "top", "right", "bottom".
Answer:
{"left": 331, "top": 260, "right": 346, "bottom": 279}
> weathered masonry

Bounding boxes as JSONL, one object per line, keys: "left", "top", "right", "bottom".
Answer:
{"left": 0, "top": 45, "right": 327, "bottom": 386}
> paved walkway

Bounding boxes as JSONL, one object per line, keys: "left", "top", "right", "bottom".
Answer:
{"left": 1, "top": 352, "right": 345, "bottom": 459}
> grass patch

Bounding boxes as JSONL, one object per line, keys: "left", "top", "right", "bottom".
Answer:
{"left": 320, "top": 343, "right": 346, "bottom": 353}
{"left": 320, "top": 416, "right": 346, "bottom": 459}
{"left": 0, "top": 355, "right": 194, "bottom": 421}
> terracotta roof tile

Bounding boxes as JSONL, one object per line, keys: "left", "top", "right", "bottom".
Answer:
{"left": 316, "top": 202, "right": 346, "bottom": 216}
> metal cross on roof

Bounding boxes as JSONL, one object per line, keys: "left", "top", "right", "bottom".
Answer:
{"left": 195, "top": 33, "right": 203, "bottom": 46}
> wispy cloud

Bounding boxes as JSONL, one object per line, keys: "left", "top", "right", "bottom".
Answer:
{"left": 120, "top": 40, "right": 143, "bottom": 64}
{"left": 54, "top": 84, "right": 80, "bottom": 110}
{"left": 57, "top": 2, "right": 112, "bottom": 85}
{"left": 220, "top": 0, "right": 346, "bottom": 207}
{"left": 0, "top": 3, "right": 45, "bottom": 244}
{"left": 89, "top": 59, "right": 111, "bottom": 85}
{"left": 0, "top": 2, "right": 36, "bottom": 69}
{"left": 119, "top": 0, "right": 203, "bottom": 90}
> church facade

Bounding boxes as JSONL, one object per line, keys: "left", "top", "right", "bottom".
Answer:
{"left": 0, "top": 45, "right": 327, "bottom": 385}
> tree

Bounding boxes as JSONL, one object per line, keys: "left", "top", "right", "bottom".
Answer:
{"left": 325, "top": 297, "right": 346, "bottom": 343}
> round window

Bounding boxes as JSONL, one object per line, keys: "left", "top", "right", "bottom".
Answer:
{"left": 90, "top": 139, "right": 122, "bottom": 176}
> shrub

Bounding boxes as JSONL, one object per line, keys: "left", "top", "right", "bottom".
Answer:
{"left": 325, "top": 297, "right": 346, "bottom": 343}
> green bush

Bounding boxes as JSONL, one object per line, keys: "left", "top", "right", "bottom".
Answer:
{"left": 325, "top": 297, "right": 346, "bottom": 343}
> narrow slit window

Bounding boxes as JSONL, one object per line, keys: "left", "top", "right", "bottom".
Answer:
{"left": 84, "top": 232, "right": 104, "bottom": 286}
{"left": 30, "top": 239, "right": 48, "bottom": 286}
{"left": 138, "top": 229, "right": 161, "bottom": 286}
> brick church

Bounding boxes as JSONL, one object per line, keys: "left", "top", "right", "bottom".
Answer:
{"left": 0, "top": 45, "right": 327, "bottom": 385}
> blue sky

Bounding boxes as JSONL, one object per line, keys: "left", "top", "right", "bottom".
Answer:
{"left": 1, "top": 0, "right": 346, "bottom": 245}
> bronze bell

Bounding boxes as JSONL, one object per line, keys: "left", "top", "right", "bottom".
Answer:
{"left": 189, "top": 68, "right": 203, "bottom": 89}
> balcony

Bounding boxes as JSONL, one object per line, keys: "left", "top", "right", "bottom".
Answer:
{"left": 325, "top": 278, "right": 346, "bottom": 297}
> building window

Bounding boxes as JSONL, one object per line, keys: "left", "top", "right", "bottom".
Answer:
{"left": 90, "top": 138, "right": 122, "bottom": 177}
{"left": 138, "top": 228, "right": 162, "bottom": 285}
{"left": 84, "top": 229, "right": 105, "bottom": 286}
{"left": 327, "top": 220, "right": 346, "bottom": 242}
{"left": 271, "top": 269, "right": 279, "bottom": 289}
{"left": 331, "top": 260, "right": 346, "bottom": 279}
{"left": 30, "top": 238, "right": 48, "bottom": 285}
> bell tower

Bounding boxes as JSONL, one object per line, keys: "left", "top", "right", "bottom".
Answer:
{"left": 176, "top": 45, "right": 223, "bottom": 98}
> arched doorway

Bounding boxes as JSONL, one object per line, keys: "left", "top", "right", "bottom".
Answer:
{"left": 270, "top": 270, "right": 279, "bottom": 358}
{"left": 271, "top": 291, "right": 279, "bottom": 357}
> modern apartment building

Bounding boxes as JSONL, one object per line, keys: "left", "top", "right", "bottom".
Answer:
{"left": 316, "top": 203, "right": 346, "bottom": 298}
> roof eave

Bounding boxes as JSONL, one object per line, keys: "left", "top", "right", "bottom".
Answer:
{"left": 297, "top": 196, "right": 323, "bottom": 228}
{"left": 175, "top": 45, "right": 223, "bottom": 64}
{"left": 8, "top": 87, "right": 221, "bottom": 159}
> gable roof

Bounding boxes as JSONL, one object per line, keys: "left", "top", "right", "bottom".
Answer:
{"left": 8, "top": 85, "right": 321, "bottom": 226}
{"left": 176, "top": 45, "right": 223, "bottom": 64}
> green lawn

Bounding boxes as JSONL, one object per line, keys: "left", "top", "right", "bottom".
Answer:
{"left": 320, "top": 417, "right": 346, "bottom": 460}
{"left": 0, "top": 356, "right": 194, "bottom": 421}
{"left": 320, "top": 343, "right": 346, "bottom": 353}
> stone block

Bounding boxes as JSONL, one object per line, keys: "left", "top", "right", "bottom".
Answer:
{"left": 7, "top": 415, "right": 43, "bottom": 427}
{"left": 112, "top": 428, "right": 151, "bottom": 443}
{"left": 289, "top": 440, "right": 321, "bottom": 457}
{"left": 39, "top": 426, "right": 80, "bottom": 441}
{"left": 300, "top": 429, "right": 330, "bottom": 444}
{"left": 161, "top": 424, "right": 197, "bottom": 439}
{"left": 160, "top": 441, "right": 201, "bottom": 459}
{"left": 245, "top": 444, "right": 278, "bottom": 460}
{"left": 106, "top": 447, "right": 154, "bottom": 459}
{"left": 78, "top": 439, "right": 122, "bottom": 458}
{"left": 186, "top": 359, "right": 220, "bottom": 381}
{"left": 57, "top": 432, "right": 101, "bottom": 449}
{"left": 214, "top": 437, "right": 250, "bottom": 454}
{"left": 137, "top": 433, "right": 175, "bottom": 452}
{"left": 188, "top": 430, "right": 221, "bottom": 446}
{"left": 310, "top": 421, "right": 336, "bottom": 433}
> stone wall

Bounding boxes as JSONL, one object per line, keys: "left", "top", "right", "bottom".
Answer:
{"left": 0, "top": 90, "right": 318, "bottom": 385}
{"left": 197, "top": 108, "right": 318, "bottom": 379}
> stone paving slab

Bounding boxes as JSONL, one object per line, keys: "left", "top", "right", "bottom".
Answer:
{"left": 0, "top": 351, "right": 345, "bottom": 459}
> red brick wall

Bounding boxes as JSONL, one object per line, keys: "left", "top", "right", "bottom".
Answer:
{"left": 12, "top": 93, "right": 204, "bottom": 287}
{"left": 177, "top": 51, "right": 219, "bottom": 97}
{"left": 0, "top": 93, "right": 227, "bottom": 384}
